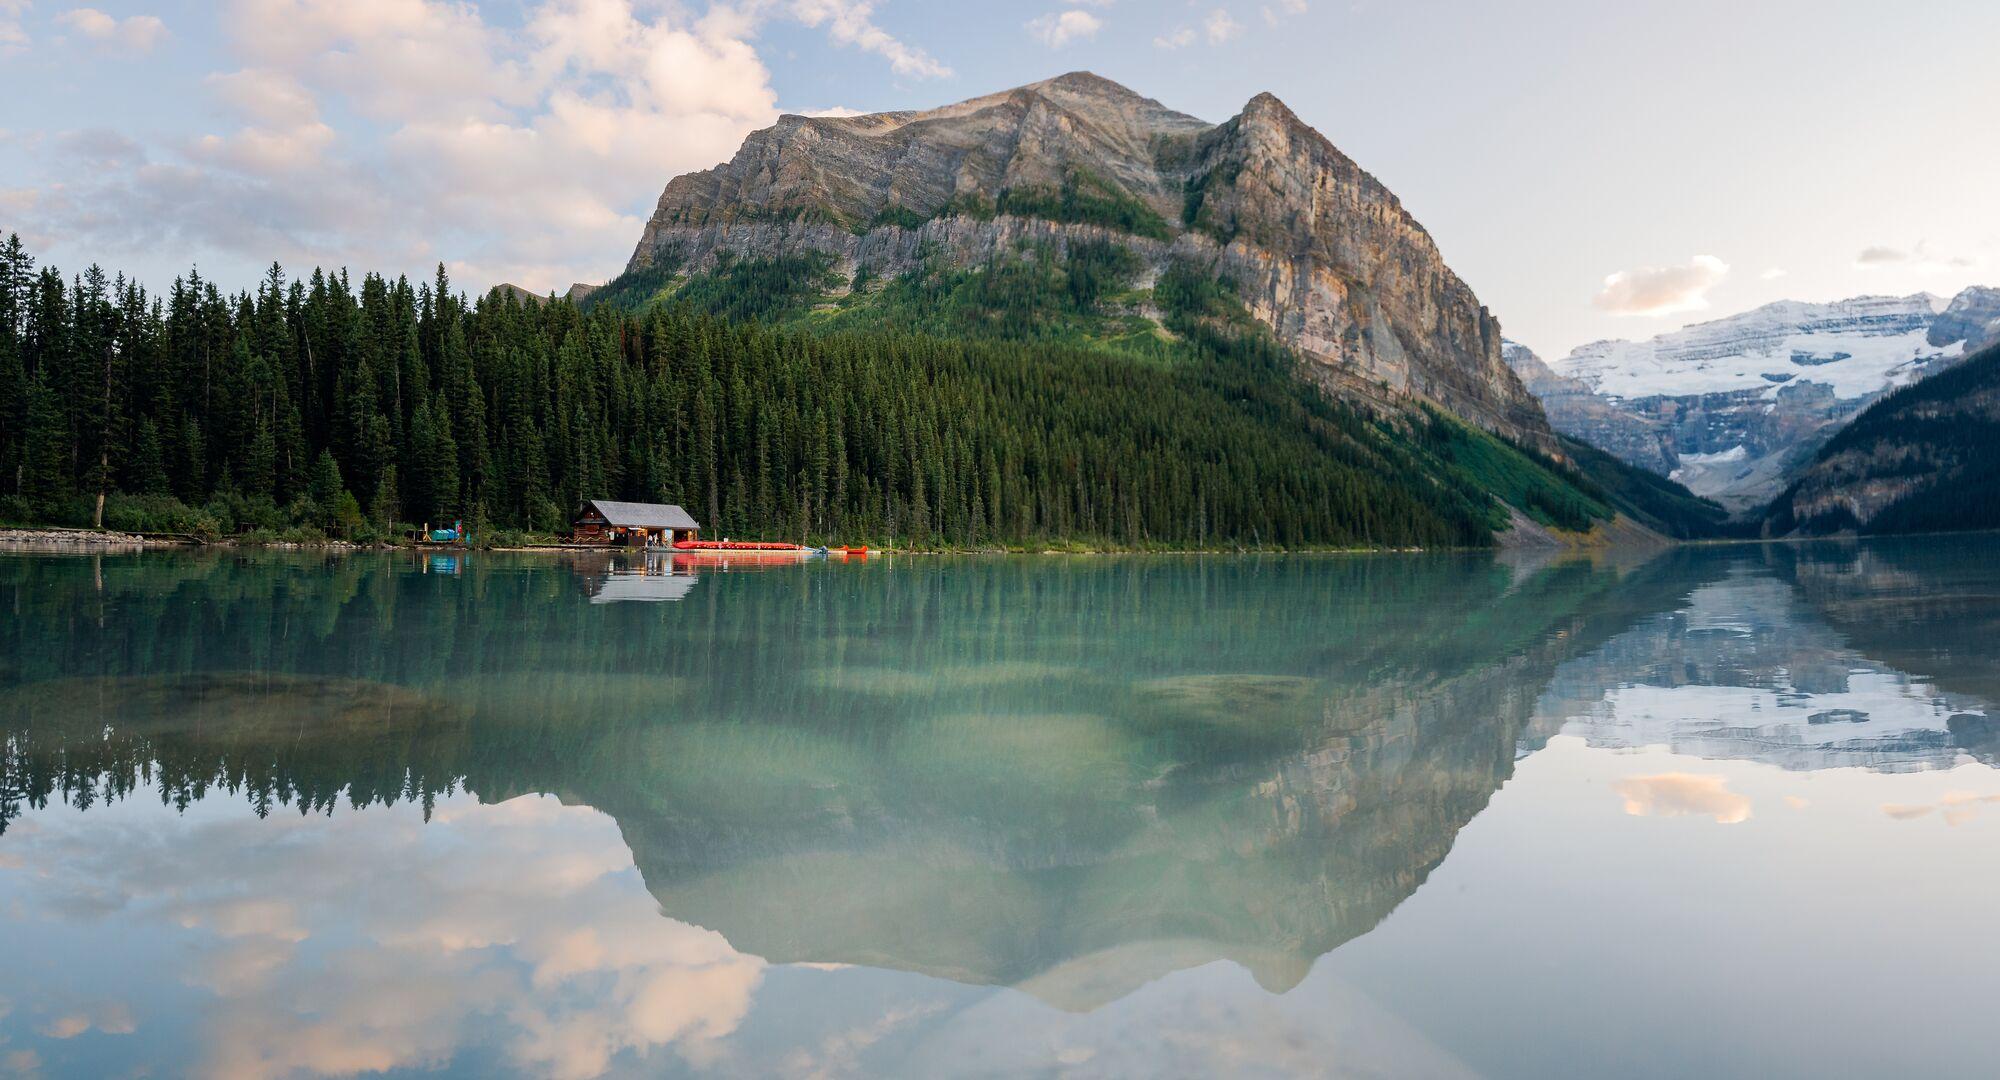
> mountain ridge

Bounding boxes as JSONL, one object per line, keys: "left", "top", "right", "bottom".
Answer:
{"left": 1768, "top": 338, "right": 2000, "bottom": 536}
{"left": 621, "top": 71, "right": 1551, "bottom": 449}
{"left": 1508, "top": 287, "right": 2000, "bottom": 512}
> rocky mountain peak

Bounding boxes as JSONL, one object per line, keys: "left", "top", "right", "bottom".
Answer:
{"left": 1238, "top": 91, "right": 1297, "bottom": 125}
{"left": 1930, "top": 285, "right": 2000, "bottom": 350}
{"left": 624, "top": 73, "right": 1552, "bottom": 446}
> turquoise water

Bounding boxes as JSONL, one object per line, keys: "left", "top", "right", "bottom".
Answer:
{"left": 3, "top": 542, "right": 1999, "bottom": 1078}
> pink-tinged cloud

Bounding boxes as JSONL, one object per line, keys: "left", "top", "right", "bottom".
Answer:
{"left": 1592, "top": 255, "right": 1730, "bottom": 318}
{"left": 1612, "top": 772, "right": 1751, "bottom": 824}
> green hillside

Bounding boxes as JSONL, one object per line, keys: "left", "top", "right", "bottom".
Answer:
{"left": 589, "top": 242, "right": 1725, "bottom": 540}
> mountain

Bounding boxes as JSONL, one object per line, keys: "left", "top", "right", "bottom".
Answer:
{"left": 1505, "top": 341, "right": 1676, "bottom": 474}
{"left": 1509, "top": 290, "right": 2000, "bottom": 512}
{"left": 593, "top": 73, "right": 1733, "bottom": 544}
{"left": 1766, "top": 339, "right": 2000, "bottom": 535}
{"left": 621, "top": 72, "right": 1547, "bottom": 447}
{"left": 490, "top": 281, "right": 602, "bottom": 305}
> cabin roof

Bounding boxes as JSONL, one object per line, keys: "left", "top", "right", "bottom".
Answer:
{"left": 581, "top": 500, "right": 700, "bottom": 530}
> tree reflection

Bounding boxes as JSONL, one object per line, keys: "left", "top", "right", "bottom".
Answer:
{"left": 1, "top": 548, "right": 1706, "bottom": 1003}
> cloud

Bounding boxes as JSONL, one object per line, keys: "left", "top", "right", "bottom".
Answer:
{"left": 16, "top": 0, "right": 796, "bottom": 292}
{"left": 205, "top": 68, "right": 322, "bottom": 129}
{"left": 0, "top": 0, "right": 28, "bottom": 54}
{"left": 1611, "top": 773, "right": 1751, "bottom": 824}
{"left": 788, "top": 0, "right": 950, "bottom": 78}
{"left": 39, "top": 1002, "right": 136, "bottom": 1039}
{"left": 1591, "top": 255, "right": 1730, "bottom": 317}
{"left": 53, "top": 128, "right": 146, "bottom": 169}
{"left": 1261, "top": 0, "right": 1307, "bottom": 25}
{"left": 1854, "top": 240, "right": 1979, "bottom": 273}
{"left": 1760, "top": 267, "right": 1788, "bottom": 281}
{"left": 56, "top": 7, "right": 169, "bottom": 53}
{"left": 1159, "top": 9, "right": 1242, "bottom": 47}
{"left": 1204, "top": 8, "right": 1242, "bottom": 43}
{"left": 12, "top": 0, "right": 957, "bottom": 292}
{"left": 1026, "top": 9, "right": 1103, "bottom": 48}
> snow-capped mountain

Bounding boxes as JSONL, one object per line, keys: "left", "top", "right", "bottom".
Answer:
{"left": 1509, "top": 287, "right": 2000, "bottom": 511}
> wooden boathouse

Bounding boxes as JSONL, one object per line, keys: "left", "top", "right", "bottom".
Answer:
{"left": 572, "top": 500, "right": 701, "bottom": 547}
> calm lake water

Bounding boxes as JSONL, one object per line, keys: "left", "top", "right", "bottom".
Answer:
{"left": 4, "top": 541, "right": 2000, "bottom": 1079}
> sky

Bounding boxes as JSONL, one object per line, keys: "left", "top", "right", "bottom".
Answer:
{"left": 1, "top": 0, "right": 1996, "bottom": 358}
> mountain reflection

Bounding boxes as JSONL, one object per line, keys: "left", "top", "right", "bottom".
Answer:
{"left": 2, "top": 541, "right": 1996, "bottom": 1075}
{"left": 1534, "top": 540, "right": 1998, "bottom": 772}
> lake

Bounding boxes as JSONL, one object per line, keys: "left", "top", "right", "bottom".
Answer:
{"left": 3, "top": 541, "right": 1999, "bottom": 1079}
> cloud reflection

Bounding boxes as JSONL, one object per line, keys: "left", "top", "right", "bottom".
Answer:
{"left": 1612, "top": 773, "right": 1752, "bottom": 824}
{"left": 38, "top": 1001, "right": 133, "bottom": 1039}
{"left": 4, "top": 793, "right": 764, "bottom": 1080}
{"left": 1882, "top": 791, "right": 2000, "bottom": 825}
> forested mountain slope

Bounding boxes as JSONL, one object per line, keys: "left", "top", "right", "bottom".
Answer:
{"left": 1767, "top": 340, "right": 2000, "bottom": 536}
{"left": 0, "top": 233, "right": 1672, "bottom": 548}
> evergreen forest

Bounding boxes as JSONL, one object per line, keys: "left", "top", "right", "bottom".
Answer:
{"left": 0, "top": 232, "right": 1710, "bottom": 548}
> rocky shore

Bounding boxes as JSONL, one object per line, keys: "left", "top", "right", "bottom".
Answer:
{"left": 0, "top": 527, "right": 168, "bottom": 550}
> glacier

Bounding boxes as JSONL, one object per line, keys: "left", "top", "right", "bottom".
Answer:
{"left": 1509, "top": 287, "right": 2000, "bottom": 512}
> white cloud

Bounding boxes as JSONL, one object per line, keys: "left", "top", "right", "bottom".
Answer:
{"left": 1854, "top": 240, "right": 1979, "bottom": 273}
{"left": 1161, "top": 8, "right": 1243, "bottom": 47}
{"left": 1203, "top": 8, "right": 1242, "bottom": 43}
{"left": 56, "top": 7, "right": 169, "bottom": 53}
{"left": 788, "top": 0, "right": 950, "bottom": 78}
{"left": 16, "top": 0, "right": 795, "bottom": 291}
{"left": 1026, "top": 9, "right": 1102, "bottom": 48}
{"left": 1759, "top": 267, "right": 1787, "bottom": 281}
{"left": 205, "top": 68, "right": 323, "bottom": 129}
{"left": 10, "top": 0, "right": 957, "bottom": 292}
{"left": 1591, "top": 254, "right": 1730, "bottom": 317}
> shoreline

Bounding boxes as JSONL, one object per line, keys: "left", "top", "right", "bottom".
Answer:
{"left": 0, "top": 525, "right": 1431, "bottom": 556}
{"left": 8, "top": 525, "right": 1972, "bottom": 557}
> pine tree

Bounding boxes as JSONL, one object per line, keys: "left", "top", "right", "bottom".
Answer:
{"left": 19, "top": 375, "right": 71, "bottom": 518}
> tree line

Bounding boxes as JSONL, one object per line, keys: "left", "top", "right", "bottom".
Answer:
{"left": 0, "top": 233, "right": 1554, "bottom": 548}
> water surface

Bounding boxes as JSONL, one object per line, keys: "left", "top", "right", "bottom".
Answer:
{"left": 3, "top": 542, "right": 1998, "bottom": 1078}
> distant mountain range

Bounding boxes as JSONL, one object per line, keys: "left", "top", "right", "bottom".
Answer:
{"left": 1507, "top": 288, "right": 2000, "bottom": 513}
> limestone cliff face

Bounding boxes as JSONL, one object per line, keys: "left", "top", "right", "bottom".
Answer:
{"left": 627, "top": 72, "right": 1553, "bottom": 446}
